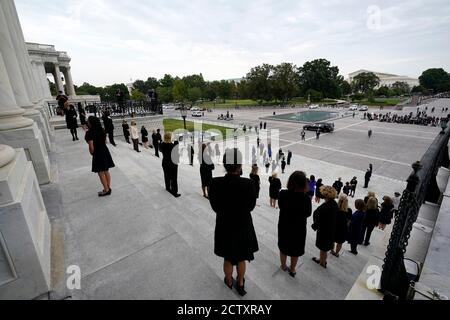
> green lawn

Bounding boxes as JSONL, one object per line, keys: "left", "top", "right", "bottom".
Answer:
{"left": 163, "top": 118, "right": 237, "bottom": 139}
{"left": 198, "top": 97, "right": 339, "bottom": 108}
{"left": 353, "top": 98, "right": 405, "bottom": 106}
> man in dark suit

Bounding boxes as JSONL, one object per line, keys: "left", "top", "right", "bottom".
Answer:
{"left": 364, "top": 164, "right": 373, "bottom": 188}
{"left": 153, "top": 129, "right": 162, "bottom": 157}
{"left": 102, "top": 111, "right": 116, "bottom": 146}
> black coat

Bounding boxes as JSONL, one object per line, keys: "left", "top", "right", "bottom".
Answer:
{"left": 65, "top": 108, "right": 78, "bottom": 129}
{"left": 160, "top": 142, "right": 179, "bottom": 168}
{"left": 122, "top": 124, "right": 130, "bottom": 137}
{"left": 209, "top": 175, "right": 258, "bottom": 264}
{"left": 249, "top": 173, "right": 260, "bottom": 198}
{"left": 102, "top": 116, "right": 114, "bottom": 133}
{"left": 315, "top": 182, "right": 324, "bottom": 198}
{"left": 379, "top": 203, "right": 394, "bottom": 225}
{"left": 141, "top": 128, "right": 149, "bottom": 143}
{"left": 348, "top": 210, "right": 365, "bottom": 244}
{"left": 334, "top": 209, "right": 352, "bottom": 244}
{"left": 269, "top": 177, "right": 282, "bottom": 199}
{"left": 278, "top": 190, "right": 312, "bottom": 257}
{"left": 364, "top": 208, "right": 380, "bottom": 228}
{"left": 312, "top": 200, "right": 338, "bottom": 252}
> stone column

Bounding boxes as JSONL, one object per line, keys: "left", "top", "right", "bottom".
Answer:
{"left": 38, "top": 62, "right": 53, "bottom": 99}
{"left": 0, "top": 49, "right": 51, "bottom": 184}
{"left": 0, "top": 1, "right": 51, "bottom": 151}
{"left": 65, "top": 66, "right": 76, "bottom": 97}
{"left": 53, "top": 64, "right": 64, "bottom": 95}
{"left": 0, "top": 144, "right": 51, "bottom": 299}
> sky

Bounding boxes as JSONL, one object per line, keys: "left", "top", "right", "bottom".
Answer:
{"left": 15, "top": 0, "right": 450, "bottom": 87}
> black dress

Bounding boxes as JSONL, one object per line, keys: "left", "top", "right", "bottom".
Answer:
{"left": 249, "top": 173, "right": 260, "bottom": 199}
{"left": 269, "top": 177, "right": 282, "bottom": 199}
{"left": 65, "top": 108, "right": 78, "bottom": 129}
{"left": 312, "top": 200, "right": 338, "bottom": 252}
{"left": 379, "top": 203, "right": 394, "bottom": 225}
{"left": 160, "top": 142, "right": 179, "bottom": 194}
{"left": 315, "top": 182, "right": 323, "bottom": 199}
{"left": 278, "top": 190, "right": 312, "bottom": 257}
{"left": 209, "top": 174, "right": 258, "bottom": 265}
{"left": 199, "top": 149, "right": 214, "bottom": 188}
{"left": 334, "top": 209, "right": 352, "bottom": 244}
{"left": 141, "top": 128, "right": 149, "bottom": 143}
{"left": 85, "top": 129, "right": 115, "bottom": 173}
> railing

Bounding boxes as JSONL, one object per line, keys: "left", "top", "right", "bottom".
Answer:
{"left": 380, "top": 122, "right": 450, "bottom": 300}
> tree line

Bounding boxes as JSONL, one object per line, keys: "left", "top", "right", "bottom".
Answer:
{"left": 68, "top": 59, "right": 450, "bottom": 104}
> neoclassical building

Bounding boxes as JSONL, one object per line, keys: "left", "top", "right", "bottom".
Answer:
{"left": 0, "top": 0, "right": 64, "bottom": 299}
{"left": 348, "top": 69, "right": 420, "bottom": 89}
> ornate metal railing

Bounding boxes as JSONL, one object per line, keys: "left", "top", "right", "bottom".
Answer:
{"left": 379, "top": 123, "right": 450, "bottom": 300}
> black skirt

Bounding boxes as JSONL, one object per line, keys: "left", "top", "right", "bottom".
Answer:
{"left": 200, "top": 166, "right": 213, "bottom": 187}
{"left": 92, "top": 145, "right": 115, "bottom": 173}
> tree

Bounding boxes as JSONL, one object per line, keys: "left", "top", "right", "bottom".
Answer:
{"left": 271, "top": 63, "right": 299, "bottom": 105}
{"left": 172, "top": 79, "right": 188, "bottom": 103}
{"left": 131, "top": 89, "right": 146, "bottom": 101}
{"left": 133, "top": 80, "right": 147, "bottom": 93}
{"left": 159, "top": 74, "right": 175, "bottom": 88}
{"left": 352, "top": 72, "right": 380, "bottom": 94}
{"left": 297, "top": 59, "right": 343, "bottom": 99}
{"left": 376, "top": 85, "right": 390, "bottom": 97}
{"left": 340, "top": 80, "right": 352, "bottom": 96}
{"left": 187, "top": 87, "right": 202, "bottom": 105}
{"left": 236, "top": 80, "right": 249, "bottom": 100}
{"left": 156, "top": 86, "right": 173, "bottom": 103}
{"left": 102, "top": 84, "right": 130, "bottom": 102}
{"left": 305, "top": 89, "right": 323, "bottom": 102}
{"left": 145, "top": 77, "right": 160, "bottom": 91}
{"left": 391, "top": 81, "right": 410, "bottom": 95}
{"left": 218, "top": 80, "right": 234, "bottom": 101}
{"left": 246, "top": 64, "right": 274, "bottom": 104}
{"left": 419, "top": 68, "right": 450, "bottom": 93}
{"left": 411, "top": 85, "right": 427, "bottom": 95}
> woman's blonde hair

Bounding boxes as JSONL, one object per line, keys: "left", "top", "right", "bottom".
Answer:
{"left": 272, "top": 172, "right": 278, "bottom": 179}
{"left": 338, "top": 194, "right": 349, "bottom": 212}
{"left": 163, "top": 132, "right": 172, "bottom": 143}
{"left": 251, "top": 165, "right": 258, "bottom": 175}
{"left": 367, "top": 197, "right": 378, "bottom": 210}
{"left": 367, "top": 191, "right": 376, "bottom": 199}
{"left": 320, "top": 185, "right": 337, "bottom": 200}
{"left": 131, "top": 121, "right": 136, "bottom": 126}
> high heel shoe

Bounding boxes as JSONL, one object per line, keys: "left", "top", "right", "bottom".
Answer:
{"left": 236, "top": 278, "right": 247, "bottom": 297}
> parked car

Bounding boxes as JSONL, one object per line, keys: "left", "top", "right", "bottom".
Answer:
{"left": 308, "top": 104, "right": 319, "bottom": 109}
{"left": 303, "top": 122, "right": 335, "bottom": 133}
{"left": 192, "top": 111, "right": 202, "bottom": 117}
{"left": 359, "top": 105, "right": 369, "bottom": 111}
{"left": 349, "top": 105, "right": 358, "bottom": 111}
{"left": 190, "top": 107, "right": 200, "bottom": 112}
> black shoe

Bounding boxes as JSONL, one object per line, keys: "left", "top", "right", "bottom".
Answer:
{"left": 236, "top": 279, "right": 246, "bottom": 297}
{"left": 72, "top": 137, "right": 75, "bottom": 141}
{"left": 349, "top": 250, "right": 358, "bottom": 255}
{"left": 173, "top": 193, "right": 181, "bottom": 198}
{"left": 76, "top": 137, "right": 79, "bottom": 141}
{"left": 288, "top": 271, "right": 297, "bottom": 278}
{"left": 364, "top": 242, "right": 370, "bottom": 246}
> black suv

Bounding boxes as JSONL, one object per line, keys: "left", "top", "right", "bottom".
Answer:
{"left": 303, "top": 122, "right": 334, "bottom": 133}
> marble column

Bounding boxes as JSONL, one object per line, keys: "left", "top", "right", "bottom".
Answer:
{"left": 53, "top": 64, "right": 64, "bottom": 95}
{"left": 38, "top": 62, "right": 53, "bottom": 99}
{"left": 0, "top": 1, "right": 51, "bottom": 151}
{"left": 0, "top": 144, "right": 51, "bottom": 299}
{"left": 65, "top": 66, "right": 76, "bottom": 96}
{"left": 0, "top": 50, "right": 51, "bottom": 184}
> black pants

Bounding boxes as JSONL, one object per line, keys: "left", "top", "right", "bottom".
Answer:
{"left": 350, "top": 242, "right": 358, "bottom": 253}
{"left": 163, "top": 165, "right": 178, "bottom": 195}
{"left": 362, "top": 225, "right": 375, "bottom": 245}
{"left": 154, "top": 143, "right": 160, "bottom": 157}
{"left": 364, "top": 178, "right": 370, "bottom": 188}
{"left": 108, "top": 131, "right": 116, "bottom": 146}
{"left": 124, "top": 132, "right": 130, "bottom": 143}
{"left": 70, "top": 128, "right": 78, "bottom": 139}
{"left": 132, "top": 139, "right": 140, "bottom": 152}
{"left": 190, "top": 154, "right": 194, "bottom": 166}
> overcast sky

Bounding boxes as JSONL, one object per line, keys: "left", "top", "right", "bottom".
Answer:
{"left": 15, "top": 0, "right": 450, "bottom": 87}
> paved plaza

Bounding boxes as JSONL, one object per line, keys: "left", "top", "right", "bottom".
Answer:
{"left": 41, "top": 99, "right": 448, "bottom": 300}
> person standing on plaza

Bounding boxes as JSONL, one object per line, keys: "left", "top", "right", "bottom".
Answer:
{"left": 249, "top": 165, "right": 261, "bottom": 199}
{"left": 307, "top": 175, "right": 316, "bottom": 199}
{"left": 348, "top": 199, "right": 366, "bottom": 255}
{"left": 199, "top": 143, "right": 215, "bottom": 199}
{"left": 343, "top": 182, "right": 351, "bottom": 196}
{"left": 361, "top": 197, "right": 380, "bottom": 246}
{"left": 260, "top": 122, "right": 263, "bottom": 130}
{"left": 312, "top": 186, "right": 338, "bottom": 268}
{"left": 264, "top": 122, "right": 267, "bottom": 130}
{"left": 315, "top": 178, "right": 324, "bottom": 204}
{"left": 368, "top": 129, "right": 373, "bottom": 139}
{"left": 141, "top": 125, "right": 149, "bottom": 149}
{"left": 316, "top": 130, "right": 320, "bottom": 140}
{"left": 364, "top": 164, "right": 373, "bottom": 188}
{"left": 160, "top": 132, "right": 181, "bottom": 198}
{"left": 331, "top": 194, "right": 352, "bottom": 257}
{"left": 379, "top": 196, "right": 395, "bottom": 230}
{"left": 332, "top": 177, "right": 344, "bottom": 195}
{"left": 78, "top": 102, "right": 87, "bottom": 131}
{"left": 153, "top": 129, "right": 162, "bottom": 157}
{"left": 278, "top": 171, "right": 312, "bottom": 277}
{"left": 188, "top": 144, "right": 194, "bottom": 166}
{"left": 122, "top": 120, "right": 131, "bottom": 144}
{"left": 209, "top": 148, "right": 258, "bottom": 296}
{"left": 287, "top": 150, "right": 292, "bottom": 166}
{"left": 130, "top": 121, "right": 140, "bottom": 153}
{"left": 85, "top": 116, "right": 115, "bottom": 197}
{"left": 265, "top": 158, "right": 270, "bottom": 174}
{"left": 269, "top": 173, "right": 282, "bottom": 208}
{"left": 350, "top": 177, "right": 358, "bottom": 197}
{"left": 65, "top": 103, "right": 79, "bottom": 141}
{"left": 301, "top": 129, "right": 306, "bottom": 141}
{"left": 257, "top": 137, "right": 260, "bottom": 148}
{"left": 281, "top": 157, "right": 287, "bottom": 174}
{"left": 102, "top": 110, "right": 116, "bottom": 147}
{"left": 56, "top": 91, "right": 68, "bottom": 115}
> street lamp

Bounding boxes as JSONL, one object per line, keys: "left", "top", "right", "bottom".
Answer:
{"left": 180, "top": 105, "right": 188, "bottom": 130}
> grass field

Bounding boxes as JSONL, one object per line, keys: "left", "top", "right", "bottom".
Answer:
{"left": 197, "top": 97, "right": 339, "bottom": 108}
{"left": 352, "top": 98, "right": 405, "bottom": 106}
{"left": 163, "top": 118, "right": 236, "bottom": 139}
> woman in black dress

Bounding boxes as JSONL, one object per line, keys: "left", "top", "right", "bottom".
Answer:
{"left": 249, "top": 165, "right": 260, "bottom": 199}
{"left": 312, "top": 185, "right": 338, "bottom": 268}
{"left": 65, "top": 103, "right": 79, "bottom": 141}
{"left": 209, "top": 148, "right": 258, "bottom": 297}
{"left": 278, "top": 171, "right": 312, "bottom": 277}
{"left": 269, "top": 173, "right": 282, "bottom": 208}
{"left": 315, "top": 178, "right": 324, "bottom": 204}
{"left": 331, "top": 194, "right": 352, "bottom": 257}
{"left": 160, "top": 132, "right": 180, "bottom": 198}
{"left": 361, "top": 197, "right": 380, "bottom": 246}
{"left": 141, "top": 125, "right": 149, "bottom": 149}
{"left": 122, "top": 120, "right": 130, "bottom": 144}
{"left": 199, "top": 143, "right": 215, "bottom": 198}
{"left": 85, "top": 116, "right": 115, "bottom": 197}
{"left": 77, "top": 102, "right": 87, "bottom": 131}
{"left": 379, "top": 196, "right": 394, "bottom": 230}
